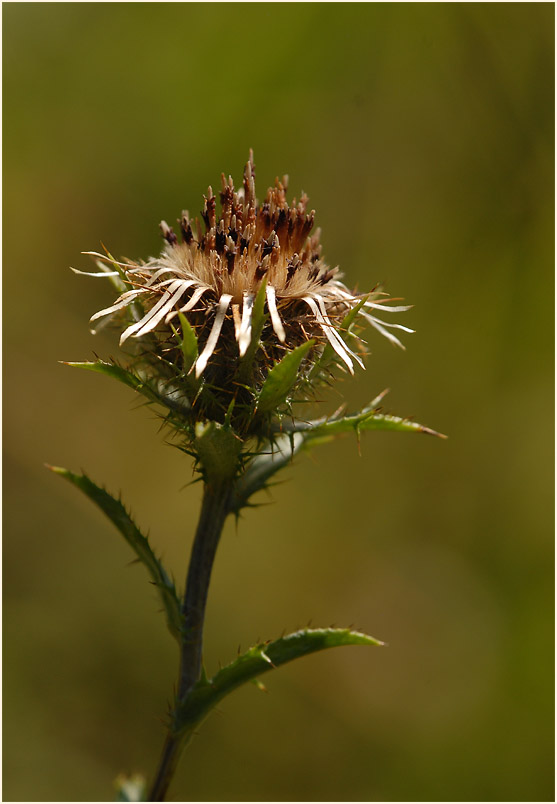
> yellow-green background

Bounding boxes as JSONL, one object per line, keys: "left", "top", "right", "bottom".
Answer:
{"left": 3, "top": 3, "right": 554, "bottom": 801}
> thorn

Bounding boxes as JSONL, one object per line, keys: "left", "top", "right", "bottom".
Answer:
{"left": 260, "top": 649, "right": 275, "bottom": 668}
{"left": 369, "top": 388, "right": 390, "bottom": 408}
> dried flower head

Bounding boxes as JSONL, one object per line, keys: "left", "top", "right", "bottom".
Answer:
{"left": 80, "top": 151, "right": 412, "bottom": 439}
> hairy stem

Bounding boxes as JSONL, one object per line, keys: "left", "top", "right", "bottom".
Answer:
{"left": 148, "top": 480, "right": 233, "bottom": 802}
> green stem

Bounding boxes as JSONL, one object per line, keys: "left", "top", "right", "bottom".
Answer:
{"left": 148, "top": 480, "right": 233, "bottom": 802}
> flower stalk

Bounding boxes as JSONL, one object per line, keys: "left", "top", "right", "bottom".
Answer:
{"left": 52, "top": 152, "right": 444, "bottom": 803}
{"left": 179, "top": 480, "right": 233, "bottom": 700}
{"left": 149, "top": 479, "right": 233, "bottom": 801}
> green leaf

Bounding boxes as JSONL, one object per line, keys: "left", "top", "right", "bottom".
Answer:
{"left": 173, "top": 628, "right": 382, "bottom": 735}
{"left": 47, "top": 466, "right": 182, "bottom": 642}
{"left": 305, "top": 409, "right": 447, "bottom": 440}
{"left": 169, "top": 315, "right": 200, "bottom": 400}
{"left": 232, "top": 398, "right": 444, "bottom": 511}
{"left": 277, "top": 392, "right": 447, "bottom": 442}
{"left": 177, "top": 313, "right": 198, "bottom": 373}
{"left": 257, "top": 340, "right": 314, "bottom": 413}
{"left": 64, "top": 360, "right": 162, "bottom": 403}
{"left": 64, "top": 360, "right": 192, "bottom": 416}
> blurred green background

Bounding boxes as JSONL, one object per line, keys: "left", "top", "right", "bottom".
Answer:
{"left": 3, "top": 3, "right": 554, "bottom": 801}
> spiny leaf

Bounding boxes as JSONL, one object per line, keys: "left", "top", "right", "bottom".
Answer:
{"left": 64, "top": 360, "right": 191, "bottom": 415}
{"left": 47, "top": 466, "right": 182, "bottom": 642}
{"left": 305, "top": 409, "right": 447, "bottom": 440}
{"left": 257, "top": 340, "right": 314, "bottom": 413}
{"left": 173, "top": 628, "right": 382, "bottom": 734}
{"left": 64, "top": 361, "right": 162, "bottom": 403}
{"left": 232, "top": 404, "right": 444, "bottom": 512}
{"left": 277, "top": 392, "right": 446, "bottom": 441}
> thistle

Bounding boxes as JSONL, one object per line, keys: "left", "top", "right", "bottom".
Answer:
{"left": 51, "top": 152, "right": 444, "bottom": 802}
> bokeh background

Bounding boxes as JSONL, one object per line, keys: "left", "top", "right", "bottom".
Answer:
{"left": 3, "top": 4, "right": 554, "bottom": 802}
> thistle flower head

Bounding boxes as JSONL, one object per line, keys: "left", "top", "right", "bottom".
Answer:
{"left": 82, "top": 152, "right": 412, "bottom": 441}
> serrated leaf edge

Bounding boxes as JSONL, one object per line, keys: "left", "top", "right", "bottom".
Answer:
{"left": 47, "top": 465, "right": 183, "bottom": 642}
